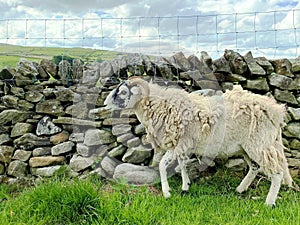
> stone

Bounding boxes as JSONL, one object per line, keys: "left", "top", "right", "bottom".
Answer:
{"left": 122, "top": 145, "right": 152, "bottom": 164}
{"left": 12, "top": 150, "right": 32, "bottom": 162}
{"left": 99, "top": 61, "right": 114, "bottom": 78}
{"left": 212, "top": 56, "right": 231, "bottom": 73}
{"left": 274, "top": 89, "right": 298, "bottom": 105}
{"left": 53, "top": 117, "right": 102, "bottom": 127}
{"left": 113, "top": 163, "right": 159, "bottom": 184}
{"left": 18, "top": 100, "right": 35, "bottom": 110}
{"left": 82, "top": 93, "right": 103, "bottom": 106}
{"left": 88, "top": 108, "right": 112, "bottom": 120}
{"left": 0, "top": 66, "right": 15, "bottom": 80}
{"left": 225, "top": 73, "right": 247, "bottom": 82}
{"left": 82, "top": 61, "right": 100, "bottom": 85}
{"left": 287, "top": 158, "right": 300, "bottom": 167}
{"left": 244, "top": 78, "right": 269, "bottom": 91}
{"left": 40, "top": 59, "right": 58, "bottom": 78}
{"left": 0, "top": 146, "right": 14, "bottom": 163}
{"left": 54, "top": 87, "right": 75, "bottom": 102}
{"left": 116, "top": 133, "right": 135, "bottom": 145}
{"left": 196, "top": 80, "right": 220, "bottom": 90}
{"left": 65, "top": 102, "right": 89, "bottom": 119}
{"left": 0, "top": 163, "right": 4, "bottom": 174}
{"left": 0, "top": 109, "right": 31, "bottom": 125}
{"left": 50, "top": 131, "right": 69, "bottom": 145}
{"left": 36, "top": 100, "right": 65, "bottom": 116}
{"left": 58, "top": 60, "right": 72, "bottom": 86}
{"left": 255, "top": 57, "right": 274, "bottom": 74}
{"left": 225, "top": 158, "right": 247, "bottom": 171}
{"left": 51, "top": 141, "right": 75, "bottom": 156}
{"left": 1, "top": 95, "right": 19, "bottom": 108}
{"left": 268, "top": 73, "right": 298, "bottom": 90}
{"left": 31, "top": 165, "right": 62, "bottom": 177}
{"left": 36, "top": 116, "right": 62, "bottom": 136}
{"left": 72, "top": 58, "right": 84, "bottom": 82}
{"left": 25, "top": 91, "right": 44, "bottom": 103}
{"left": 100, "top": 156, "right": 118, "bottom": 177}
{"left": 32, "top": 147, "right": 52, "bottom": 157}
{"left": 10, "top": 123, "right": 33, "bottom": 138}
{"left": 10, "top": 86, "right": 25, "bottom": 98}
{"left": 14, "top": 133, "right": 51, "bottom": 150}
{"left": 76, "top": 143, "right": 92, "bottom": 157}
{"left": 29, "top": 156, "right": 65, "bottom": 167}
{"left": 291, "top": 57, "right": 300, "bottom": 73}
{"left": 290, "top": 139, "right": 300, "bottom": 149}
{"left": 16, "top": 58, "right": 39, "bottom": 76}
{"left": 112, "top": 124, "right": 132, "bottom": 136}
{"left": 283, "top": 122, "right": 300, "bottom": 139}
{"left": 7, "top": 160, "right": 28, "bottom": 177}
{"left": 168, "top": 52, "right": 191, "bottom": 71}
{"left": 108, "top": 145, "right": 127, "bottom": 158}
{"left": 127, "top": 137, "right": 141, "bottom": 149}
{"left": 224, "top": 50, "right": 248, "bottom": 75}
{"left": 134, "top": 124, "right": 145, "bottom": 135}
{"left": 270, "top": 58, "right": 294, "bottom": 77}
{"left": 69, "top": 154, "right": 94, "bottom": 172}
{"left": 69, "top": 133, "right": 84, "bottom": 142}
{"left": 243, "top": 51, "right": 266, "bottom": 76}
{"left": 0, "top": 134, "right": 11, "bottom": 145}
{"left": 84, "top": 129, "right": 116, "bottom": 146}
{"left": 288, "top": 107, "right": 300, "bottom": 120}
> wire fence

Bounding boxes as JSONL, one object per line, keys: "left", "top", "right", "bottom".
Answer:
{"left": 0, "top": 9, "right": 300, "bottom": 59}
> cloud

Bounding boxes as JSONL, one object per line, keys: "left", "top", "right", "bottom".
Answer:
{"left": 0, "top": 0, "right": 299, "bottom": 59}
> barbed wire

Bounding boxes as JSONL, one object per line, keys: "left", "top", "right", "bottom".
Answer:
{"left": 0, "top": 9, "right": 299, "bottom": 59}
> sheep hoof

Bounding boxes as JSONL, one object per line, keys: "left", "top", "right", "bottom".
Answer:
{"left": 163, "top": 191, "right": 171, "bottom": 198}
{"left": 180, "top": 190, "right": 189, "bottom": 195}
{"left": 236, "top": 186, "right": 245, "bottom": 193}
{"left": 265, "top": 202, "right": 276, "bottom": 208}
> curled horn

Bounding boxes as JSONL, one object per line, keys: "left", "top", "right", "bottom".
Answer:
{"left": 128, "top": 77, "right": 150, "bottom": 96}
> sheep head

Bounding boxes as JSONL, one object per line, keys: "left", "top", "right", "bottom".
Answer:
{"left": 104, "top": 77, "right": 149, "bottom": 110}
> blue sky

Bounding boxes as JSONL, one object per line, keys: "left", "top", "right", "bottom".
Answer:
{"left": 0, "top": 0, "right": 299, "bottom": 59}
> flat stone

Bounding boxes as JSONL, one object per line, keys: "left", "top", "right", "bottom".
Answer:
{"left": 31, "top": 165, "right": 62, "bottom": 177}
{"left": 122, "top": 145, "right": 152, "bottom": 164}
{"left": 11, "top": 122, "right": 33, "bottom": 138}
{"left": 116, "top": 133, "right": 135, "bottom": 145}
{"left": 51, "top": 141, "right": 75, "bottom": 156}
{"left": 32, "top": 147, "right": 52, "bottom": 157}
{"left": 54, "top": 87, "right": 75, "bottom": 102}
{"left": 0, "top": 134, "right": 11, "bottom": 145}
{"left": 255, "top": 57, "right": 274, "bottom": 74}
{"left": 1, "top": 95, "right": 19, "bottom": 108}
{"left": 12, "top": 150, "right": 32, "bottom": 162}
{"left": 50, "top": 131, "right": 70, "bottom": 145}
{"left": 29, "top": 156, "right": 65, "bottom": 168}
{"left": 53, "top": 117, "right": 102, "bottom": 127}
{"left": 7, "top": 160, "right": 28, "bottom": 177}
{"left": 100, "top": 156, "right": 118, "bottom": 177}
{"left": 88, "top": 108, "right": 112, "bottom": 120}
{"left": 274, "top": 89, "right": 298, "bottom": 105}
{"left": 69, "top": 133, "right": 84, "bottom": 142}
{"left": 36, "top": 100, "right": 65, "bottom": 116}
{"left": 134, "top": 124, "right": 145, "bottom": 135}
{"left": 76, "top": 143, "right": 92, "bottom": 157}
{"left": 127, "top": 137, "right": 141, "bottom": 149}
{"left": 112, "top": 124, "right": 132, "bottom": 136}
{"left": 0, "top": 109, "right": 31, "bottom": 125}
{"left": 103, "top": 118, "right": 138, "bottom": 126}
{"left": 25, "top": 91, "right": 44, "bottom": 103}
{"left": 270, "top": 58, "right": 294, "bottom": 77}
{"left": 0, "top": 146, "right": 14, "bottom": 163}
{"left": 290, "top": 139, "right": 300, "bottom": 149}
{"left": 245, "top": 78, "right": 269, "bottom": 91}
{"left": 287, "top": 158, "right": 300, "bottom": 167}
{"left": 69, "top": 154, "right": 94, "bottom": 172}
{"left": 0, "top": 163, "right": 4, "bottom": 175}
{"left": 288, "top": 107, "right": 300, "bottom": 120}
{"left": 283, "top": 122, "right": 300, "bottom": 139}
{"left": 113, "top": 163, "right": 159, "bottom": 185}
{"left": 108, "top": 145, "right": 127, "bottom": 158}
{"left": 268, "top": 73, "right": 298, "bottom": 90}
{"left": 84, "top": 129, "right": 116, "bottom": 146}
{"left": 65, "top": 102, "right": 89, "bottom": 119}
{"left": 14, "top": 133, "right": 51, "bottom": 150}
{"left": 18, "top": 100, "right": 35, "bottom": 110}
{"left": 225, "top": 73, "right": 247, "bottom": 82}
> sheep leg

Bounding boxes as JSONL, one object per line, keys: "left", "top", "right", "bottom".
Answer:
{"left": 159, "top": 150, "right": 175, "bottom": 198}
{"left": 177, "top": 157, "right": 190, "bottom": 192}
{"left": 265, "top": 172, "right": 283, "bottom": 206}
{"left": 236, "top": 156, "right": 260, "bottom": 193}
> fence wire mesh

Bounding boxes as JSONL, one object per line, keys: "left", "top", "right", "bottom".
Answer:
{"left": 0, "top": 9, "right": 299, "bottom": 60}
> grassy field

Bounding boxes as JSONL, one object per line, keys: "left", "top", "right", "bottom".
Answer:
{"left": 0, "top": 169, "right": 299, "bottom": 225}
{"left": 0, "top": 43, "right": 119, "bottom": 69}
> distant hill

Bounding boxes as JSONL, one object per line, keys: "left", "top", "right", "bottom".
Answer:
{"left": 0, "top": 43, "right": 119, "bottom": 69}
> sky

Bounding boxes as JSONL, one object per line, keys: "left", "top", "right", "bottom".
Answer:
{"left": 0, "top": 0, "right": 300, "bottom": 59}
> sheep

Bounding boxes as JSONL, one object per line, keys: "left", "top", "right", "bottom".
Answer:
{"left": 104, "top": 76, "right": 296, "bottom": 206}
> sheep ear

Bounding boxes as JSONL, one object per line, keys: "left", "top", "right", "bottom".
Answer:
{"left": 130, "top": 86, "right": 140, "bottom": 95}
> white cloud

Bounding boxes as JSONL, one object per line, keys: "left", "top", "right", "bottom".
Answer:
{"left": 0, "top": 0, "right": 299, "bottom": 59}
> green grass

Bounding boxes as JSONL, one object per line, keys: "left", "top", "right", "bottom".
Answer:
{"left": 0, "top": 170, "right": 299, "bottom": 225}
{"left": 0, "top": 43, "right": 119, "bottom": 69}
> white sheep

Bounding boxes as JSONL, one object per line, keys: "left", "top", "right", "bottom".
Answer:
{"left": 104, "top": 77, "right": 296, "bottom": 206}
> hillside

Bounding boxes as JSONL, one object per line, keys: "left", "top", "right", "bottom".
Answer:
{"left": 0, "top": 43, "right": 119, "bottom": 69}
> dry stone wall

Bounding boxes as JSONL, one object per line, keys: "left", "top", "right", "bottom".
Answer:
{"left": 0, "top": 49, "right": 300, "bottom": 184}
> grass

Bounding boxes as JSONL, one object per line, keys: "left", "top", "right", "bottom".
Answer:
{"left": 0, "top": 169, "right": 299, "bottom": 225}
{"left": 0, "top": 43, "right": 119, "bottom": 69}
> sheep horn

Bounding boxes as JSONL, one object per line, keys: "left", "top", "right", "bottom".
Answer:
{"left": 128, "top": 77, "right": 150, "bottom": 96}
